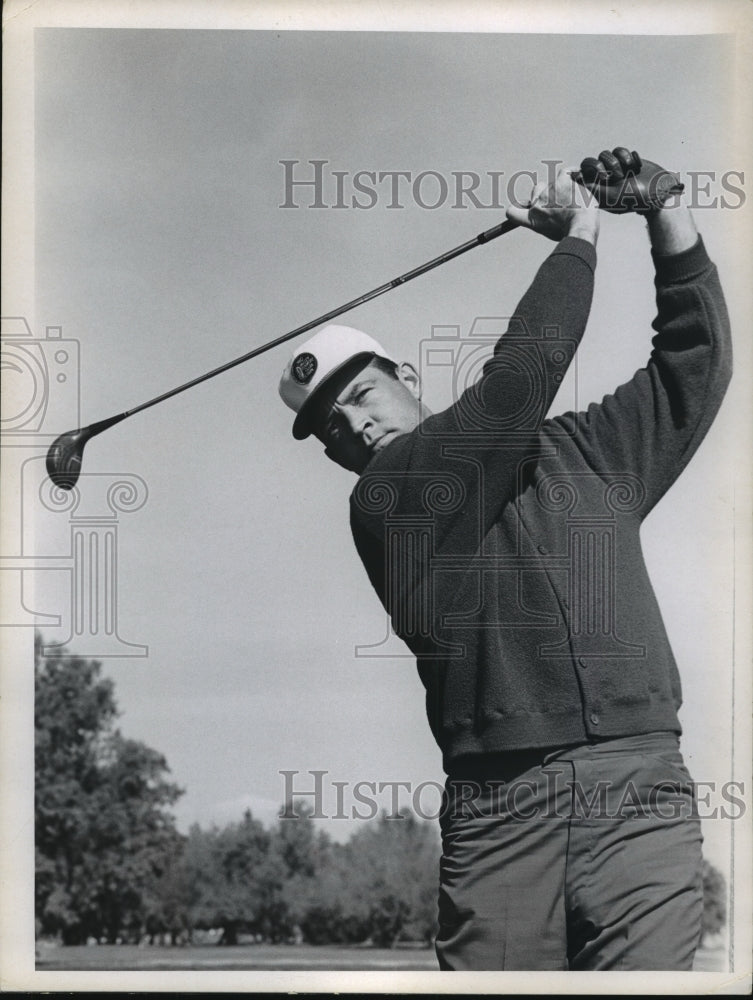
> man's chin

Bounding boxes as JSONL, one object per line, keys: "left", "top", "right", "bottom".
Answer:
{"left": 370, "top": 431, "right": 399, "bottom": 458}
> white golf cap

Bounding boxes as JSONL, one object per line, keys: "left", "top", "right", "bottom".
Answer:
{"left": 279, "top": 324, "right": 396, "bottom": 440}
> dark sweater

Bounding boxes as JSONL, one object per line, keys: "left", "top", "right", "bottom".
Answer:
{"left": 349, "top": 235, "right": 732, "bottom": 770}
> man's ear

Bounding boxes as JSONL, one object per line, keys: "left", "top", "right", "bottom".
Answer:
{"left": 396, "top": 361, "right": 422, "bottom": 399}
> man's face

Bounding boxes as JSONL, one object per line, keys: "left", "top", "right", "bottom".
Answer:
{"left": 311, "top": 357, "right": 425, "bottom": 474}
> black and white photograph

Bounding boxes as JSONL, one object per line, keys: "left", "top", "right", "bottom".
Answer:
{"left": 2, "top": 0, "right": 752, "bottom": 993}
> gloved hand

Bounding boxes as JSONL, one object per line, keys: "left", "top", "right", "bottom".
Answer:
{"left": 575, "top": 147, "right": 684, "bottom": 214}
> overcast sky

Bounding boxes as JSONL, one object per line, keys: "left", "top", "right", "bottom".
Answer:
{"left": 10, "top": 23, "right": 748, "bottom": 886}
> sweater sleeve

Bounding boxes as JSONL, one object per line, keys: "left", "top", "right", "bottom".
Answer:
{"left": 551, "top": 236, "right": 732, "bottom": 517}
{"left": 424, "top": 236, "right": 596, "bottom": 439}
{"left": 349, "top": 236, "right": 596, "bottom": 639}
{"left": 385, "top": 236, "right": 596, "bottom": 545}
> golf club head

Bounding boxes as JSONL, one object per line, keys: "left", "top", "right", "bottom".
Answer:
{"left": 46, "top": 414, "right": 127, "bottom": 490}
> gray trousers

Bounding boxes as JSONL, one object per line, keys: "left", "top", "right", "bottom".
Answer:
{"left": 436, "top": 732, "right": 704, "bottom": 971}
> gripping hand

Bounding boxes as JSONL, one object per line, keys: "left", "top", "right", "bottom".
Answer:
{"left": 575, "top": 147, "right": 684, "bottom": 214}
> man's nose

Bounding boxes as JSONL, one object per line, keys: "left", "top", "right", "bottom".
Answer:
{"left": 345, "top": 407, "right": 373, "bottom": 440}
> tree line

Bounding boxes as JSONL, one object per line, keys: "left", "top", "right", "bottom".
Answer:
{"left": 34, "top": 637, "right": 438, "bottom": 947}
{"left": 34, "top": 638, "right": 727, "bottom": 948}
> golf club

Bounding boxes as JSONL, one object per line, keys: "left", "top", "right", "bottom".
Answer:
{"left": 46, "top": 218, "right": 519, "bottom": 490}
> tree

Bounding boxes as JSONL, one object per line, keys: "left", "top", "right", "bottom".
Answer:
{"left": 286, "top": 809, "right": 440, "bottom": 948}
{"left": 346, "top": 810, "right": 440, "bottom": 947}
{"left": 35, "top": 635, "right": 184, "bottom": 944}
{"left": 175, "top": 810, "right": 287, "bottom": 944}
{"left": 276, "top": 801, "right": 339, "bottom": 942}
{"left": 701, "top": 859, "right": 727, "bottom": 944}
{"left": 292, "top": 844, "right": 371, "bottom": 945}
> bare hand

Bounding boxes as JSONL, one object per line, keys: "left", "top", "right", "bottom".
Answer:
{"left": 506, "top": 165, "right": 600, "bottom": 245}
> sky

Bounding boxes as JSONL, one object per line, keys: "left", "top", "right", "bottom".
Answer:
{"left": 3, "top": 12, "right": 750, "bottom": 915}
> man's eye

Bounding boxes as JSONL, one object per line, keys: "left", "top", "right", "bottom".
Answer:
{"left": 356, "top": 388, "right": 372, "bottom": 403}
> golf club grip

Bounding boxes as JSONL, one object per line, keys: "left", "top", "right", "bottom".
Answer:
{"left": 479, "top": 219, "right": 520, "bottom": 243}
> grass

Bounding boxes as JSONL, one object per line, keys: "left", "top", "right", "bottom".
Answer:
{"left": 36, "top": 942, "right": 438, "bottom": 971}
{"left": 36, "top": 939, "right": 725, "bottom": 972}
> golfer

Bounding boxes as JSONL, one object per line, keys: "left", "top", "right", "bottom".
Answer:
{"left": 279, "top": 156, "right": 732, "bottom": 970}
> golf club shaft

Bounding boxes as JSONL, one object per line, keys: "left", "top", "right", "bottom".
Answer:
{"left": 122, "top": 218, "right": 519, "bottom": 420}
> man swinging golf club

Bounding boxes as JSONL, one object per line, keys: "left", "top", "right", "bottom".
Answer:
{"left": 278, "top": 149, "right": 732, "bottom": 971}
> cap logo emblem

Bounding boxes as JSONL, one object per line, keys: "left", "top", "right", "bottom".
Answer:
{"left": 292, "top": 352, "right": 317, "bottom": 385}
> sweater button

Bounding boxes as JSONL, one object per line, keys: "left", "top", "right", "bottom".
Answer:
{"left": 538, "top": 545, "right": 548, "bottom": 554}
{"left": 578, "top": 657, "right": 587, "bottom": 668}
{"left": 589, "top": 712, "right": 600, "bottom": 726}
